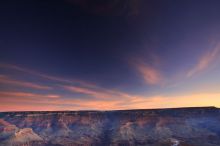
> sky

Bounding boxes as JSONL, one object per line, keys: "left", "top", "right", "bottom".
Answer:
{"left": 1, "top": 0, "right": 220, "bottom": 111}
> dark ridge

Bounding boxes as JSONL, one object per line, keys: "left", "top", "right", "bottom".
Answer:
{"left": 0, "top": 106, "right": 217, "bottom": 114}
{"left": 0, "top": 106, "right": 219, "bottom": 119}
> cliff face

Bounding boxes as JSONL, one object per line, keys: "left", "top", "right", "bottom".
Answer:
{"left": 0, "top": 107, "right": 220, "bottom": 146}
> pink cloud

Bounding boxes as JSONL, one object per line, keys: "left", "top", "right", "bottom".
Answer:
{"left": 0, "top": 63, "right": 97, "bottom": 89}
{"left": 135, "top": 62, "right": 162, "bottom": 85}
{"left": 187, "top": 43, "right": 220, "bottom": 77}
{"left": 129, "top": 53, "right": 163, "bottom": 85}
{"left": 0, "top": 91, "right": 60, "bottom": 99}
{"left": 62, "top": 85, "right": 133, "bottom": 100}
{"left": 3, "top": 62, "right": 218, "bottom": 111}
{"left": 0, "top": 75, "right": 51, "bottom": 90}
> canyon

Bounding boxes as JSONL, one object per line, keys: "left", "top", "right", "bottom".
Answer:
{"left": 0, "top": 107, "right": 220, "bottom": 146}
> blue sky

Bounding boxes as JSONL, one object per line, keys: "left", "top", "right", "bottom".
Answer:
{"left": 0, "top": 0, "right": 220, "bottom": 111}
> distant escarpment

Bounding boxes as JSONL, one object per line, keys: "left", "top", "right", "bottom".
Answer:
{"left": 0, "top": 107, "right": 220, "bottom": 146}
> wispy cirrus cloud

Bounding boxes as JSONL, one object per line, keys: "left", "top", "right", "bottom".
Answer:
{"left": 0, "top": 63, "right": 132, "bottom": 101}
{"left": 63, "top": 85, "right": 113, "bottom": 99}
{"left": 1, "top": 62, "right": 219, "bottom": 112}
{"left": 0, "top": 63, "right": 98, "bottom": 89}
{"left": 0, "top": 63, "right": 135, "bottom": 100}
{"left": 62, "top": 85, "right": 133, "bottom": 100}
{"left": 0, "top": 91, "right": 60, "bottom": 99}
{"left": 187, "top": 43, "right": 220, "bottom": 77}
{"left": 0, "top": 75, "right": 52, "bottom": 90}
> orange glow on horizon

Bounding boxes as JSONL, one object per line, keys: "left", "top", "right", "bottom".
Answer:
{"left": 0, "top": 92, "right": 219, "bottom": 111}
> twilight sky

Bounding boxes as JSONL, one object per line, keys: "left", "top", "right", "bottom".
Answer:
{"left": 1, "top": 0, "right": 220, "bottom": 111}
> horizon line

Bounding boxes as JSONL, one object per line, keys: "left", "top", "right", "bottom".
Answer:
{"left": 0, "top": 106, "right": 218, "bottom": 113}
